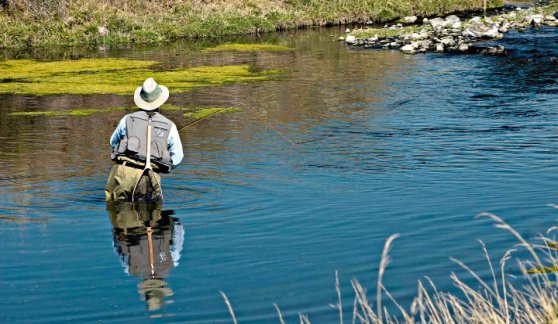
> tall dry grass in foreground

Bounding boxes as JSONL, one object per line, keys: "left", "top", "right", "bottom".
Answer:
{"left": 222, "top": 212, "right": 558, "bottom": 323}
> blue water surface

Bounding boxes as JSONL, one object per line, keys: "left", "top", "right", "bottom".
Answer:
{"left": 1, "top": 25, "right": 557, "bottom": 322}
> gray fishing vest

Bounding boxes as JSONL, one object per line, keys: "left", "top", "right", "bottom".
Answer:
{"left": 112, "top": 111, "right": 173, "bottom": 173}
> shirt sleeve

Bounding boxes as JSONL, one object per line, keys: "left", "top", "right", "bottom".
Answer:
{"left": 167, "top": 123, "right": 184, "bottom": 168}
{"left": 109, "top": 116, "right": 127, "bottom": 148}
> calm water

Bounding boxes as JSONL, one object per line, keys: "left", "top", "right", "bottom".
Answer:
{"left": 1, "top": 25, "right": 558, "bottom": 322}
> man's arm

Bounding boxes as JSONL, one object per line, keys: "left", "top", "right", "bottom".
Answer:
{"left": 110, "top": 116, "right": 127, "bottom": 148}
{"left": 168, "top": 123, "right": 184, "bottom": 168}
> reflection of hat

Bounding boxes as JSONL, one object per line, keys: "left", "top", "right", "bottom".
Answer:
{"left": 138, "top": 278, "right": 174, "bottom": 311}
{"left": 134, "top": 77, "right": 169, "bottom": 111}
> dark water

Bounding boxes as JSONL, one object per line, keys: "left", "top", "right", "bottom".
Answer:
{"left": 1, "top": 25, "right": 558, "bottom": 322}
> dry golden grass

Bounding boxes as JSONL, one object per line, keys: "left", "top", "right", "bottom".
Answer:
{"left": 220, "top": 212, "right": 558, "bottom": 323}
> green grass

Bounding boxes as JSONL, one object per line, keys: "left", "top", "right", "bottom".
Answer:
{"left": 0, "top": 0, "right": 506, "bottom": 51}
{"left": 0, "top": 58, "right": 281, "bottom": 95}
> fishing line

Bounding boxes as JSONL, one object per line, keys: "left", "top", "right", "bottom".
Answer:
{"left": 177, "top": 107, "right": 231, "bottom": 132}
{"left": 236, "top": 102, "right": 297, "bottom": 147}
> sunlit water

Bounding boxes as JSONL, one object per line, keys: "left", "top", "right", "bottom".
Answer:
{"left": 1, "top": 25, "right": 558, "bottom": 322}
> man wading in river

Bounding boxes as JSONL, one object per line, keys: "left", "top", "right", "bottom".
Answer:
{"left": 105, "top": 77, "right": 183, "bottom": 201}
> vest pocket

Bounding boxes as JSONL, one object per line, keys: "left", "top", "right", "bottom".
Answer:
{"left": 151, "top": 140, "right": 163, "bottom": 159}
{"left": 127, "top": 136, "right": 140, "bottom": 153}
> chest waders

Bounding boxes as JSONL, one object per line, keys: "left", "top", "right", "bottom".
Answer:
{"left": 132, "top": 117, "right": 163, "bottom": 202}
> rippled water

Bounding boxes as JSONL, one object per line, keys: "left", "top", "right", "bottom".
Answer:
{"left": 1, "top": 25, "right": 558, "bottom": 322}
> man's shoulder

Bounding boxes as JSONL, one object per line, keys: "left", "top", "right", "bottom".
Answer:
{"left": 155, "top": 112, "right": 176, "bottom": 124}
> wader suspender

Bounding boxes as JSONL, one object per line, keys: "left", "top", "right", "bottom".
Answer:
{"left": 131, "top": 116, "right": 164, "bottom": 202}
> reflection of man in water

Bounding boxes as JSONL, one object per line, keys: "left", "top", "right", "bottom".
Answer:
{"left": 107, "top": 201, "right": 184, "bottom": 311}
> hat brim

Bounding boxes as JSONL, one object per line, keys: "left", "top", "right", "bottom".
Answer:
{"left": 134, "top": 85, "right": 169, "bottom": 111}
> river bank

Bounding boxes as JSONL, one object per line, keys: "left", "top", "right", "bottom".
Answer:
{"left": 343, "top": 2, "right": 558, "bottom": 54}
{"left": 0, "top": 0, "right": 505, "bottom": 52}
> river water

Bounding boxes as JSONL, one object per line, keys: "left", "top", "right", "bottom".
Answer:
{"left": 1, "top": 25, "right": 557, "bottom": 322}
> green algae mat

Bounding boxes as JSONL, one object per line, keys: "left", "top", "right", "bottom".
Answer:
{"left": 9, "top": 105, "right": 241, "bottom": 119}
{"left": 0, "top": 58, "right": 280, "bottom": 96}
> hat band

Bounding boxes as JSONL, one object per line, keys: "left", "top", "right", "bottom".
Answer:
{"left": 140, "top": 85, "right": 162, "bottom": 102}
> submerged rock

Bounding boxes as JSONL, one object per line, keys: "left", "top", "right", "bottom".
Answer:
{"left": 479, "top": 45, "right": 507, "bottom": 55}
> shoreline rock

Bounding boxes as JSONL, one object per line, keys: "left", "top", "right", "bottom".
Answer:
{"left": 343, "top": 5, "right": 558, "bottom": 55}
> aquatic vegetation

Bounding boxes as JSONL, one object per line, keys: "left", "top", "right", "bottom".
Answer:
{"left": 0, "top": 58, "right": 281, "bottom": 95}
{"left": 350, "top": 25, "right": 422, "bottom": 39}
{"left": 160, "top": 104, "right": 184, "bottom": 111}
{"left": 9, "top": 107, "right": 128, "bottom": 117}
{"left": 203, "top": 43, "right": 294, "bottom": 52}
{"left": 8, "top": 111, "right": 66, "bottom": 117}
{"left": 184, "top": 107, "right": 240, "bottom": 120}
{"left": 9, "top": 105, "right": 240, "bottom": 119}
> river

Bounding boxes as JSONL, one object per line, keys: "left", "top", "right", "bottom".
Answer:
{"left": 1, "top": 24, "right": 557, "bottom": 322}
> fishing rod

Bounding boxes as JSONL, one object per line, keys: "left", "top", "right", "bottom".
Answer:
{"left": 175, "top": 104, "right": 298, "bottom": 147}
{"left": 177, "top": 108, "right": 231, "bottom": 132}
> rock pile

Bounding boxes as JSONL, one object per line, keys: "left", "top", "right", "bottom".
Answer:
{"left": 343, "top": 6, "right": 558, "bottom": 55}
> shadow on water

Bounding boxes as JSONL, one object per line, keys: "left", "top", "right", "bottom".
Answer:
{"left": 107, "top": 201, "right": 184, "bottom": 312}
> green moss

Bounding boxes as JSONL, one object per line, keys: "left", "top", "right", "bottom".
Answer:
{"left": 8, "top": 105, "right": 241, "bottom": 119}
{"left": 0, "top": 58, "right": 282, "bottom": 96}
{"left": 203, "top": 43, "right": 294, "bottom": 52}
{"left": 350, "top": 25, "right": 422, "bottom": 40}
{"left": 8, "top": 111, "right": 65, "bottom": 117}
{"left": 184, "top": 107, "right": 240, "bottom": 120}
{"left": 160, "top": 104, "right": 184, "bottom": 111}
{"left": 9, "top": 106, "right": 128, "bottom": 117}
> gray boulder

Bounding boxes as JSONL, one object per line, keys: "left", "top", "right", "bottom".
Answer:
{"left": 402, "top": 16, "right": 418, "bottom": 24}
{"left": 400, "top": 44, "right": 416, "bottom": 54}
{"left": 430, "top": 18, "right": 447, "bottom": 31}
{"left": 445, "top": 15, "right": 461, "bottom": 29}
{"left": 526, "top": 14, "right": 544, "bottom": 26}
{"left": 463, "top": 23, "right": 500, "bottom": 38}
{"left": 345, "top": 35, "right": 356, "bottom": 44}
{"left": 440, "top": 37, "right": 456, "bottom": 47}
{"left": 470, "top": 16, "right": 482, "bottom": 23}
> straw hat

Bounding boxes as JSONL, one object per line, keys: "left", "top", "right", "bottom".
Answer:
{"left": 134, "top": 77, "right": 169, "bottom": 111}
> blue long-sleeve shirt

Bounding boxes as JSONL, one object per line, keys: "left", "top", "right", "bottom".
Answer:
{"left": 110, "top": 115, "right": 184, "bottom": 168}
